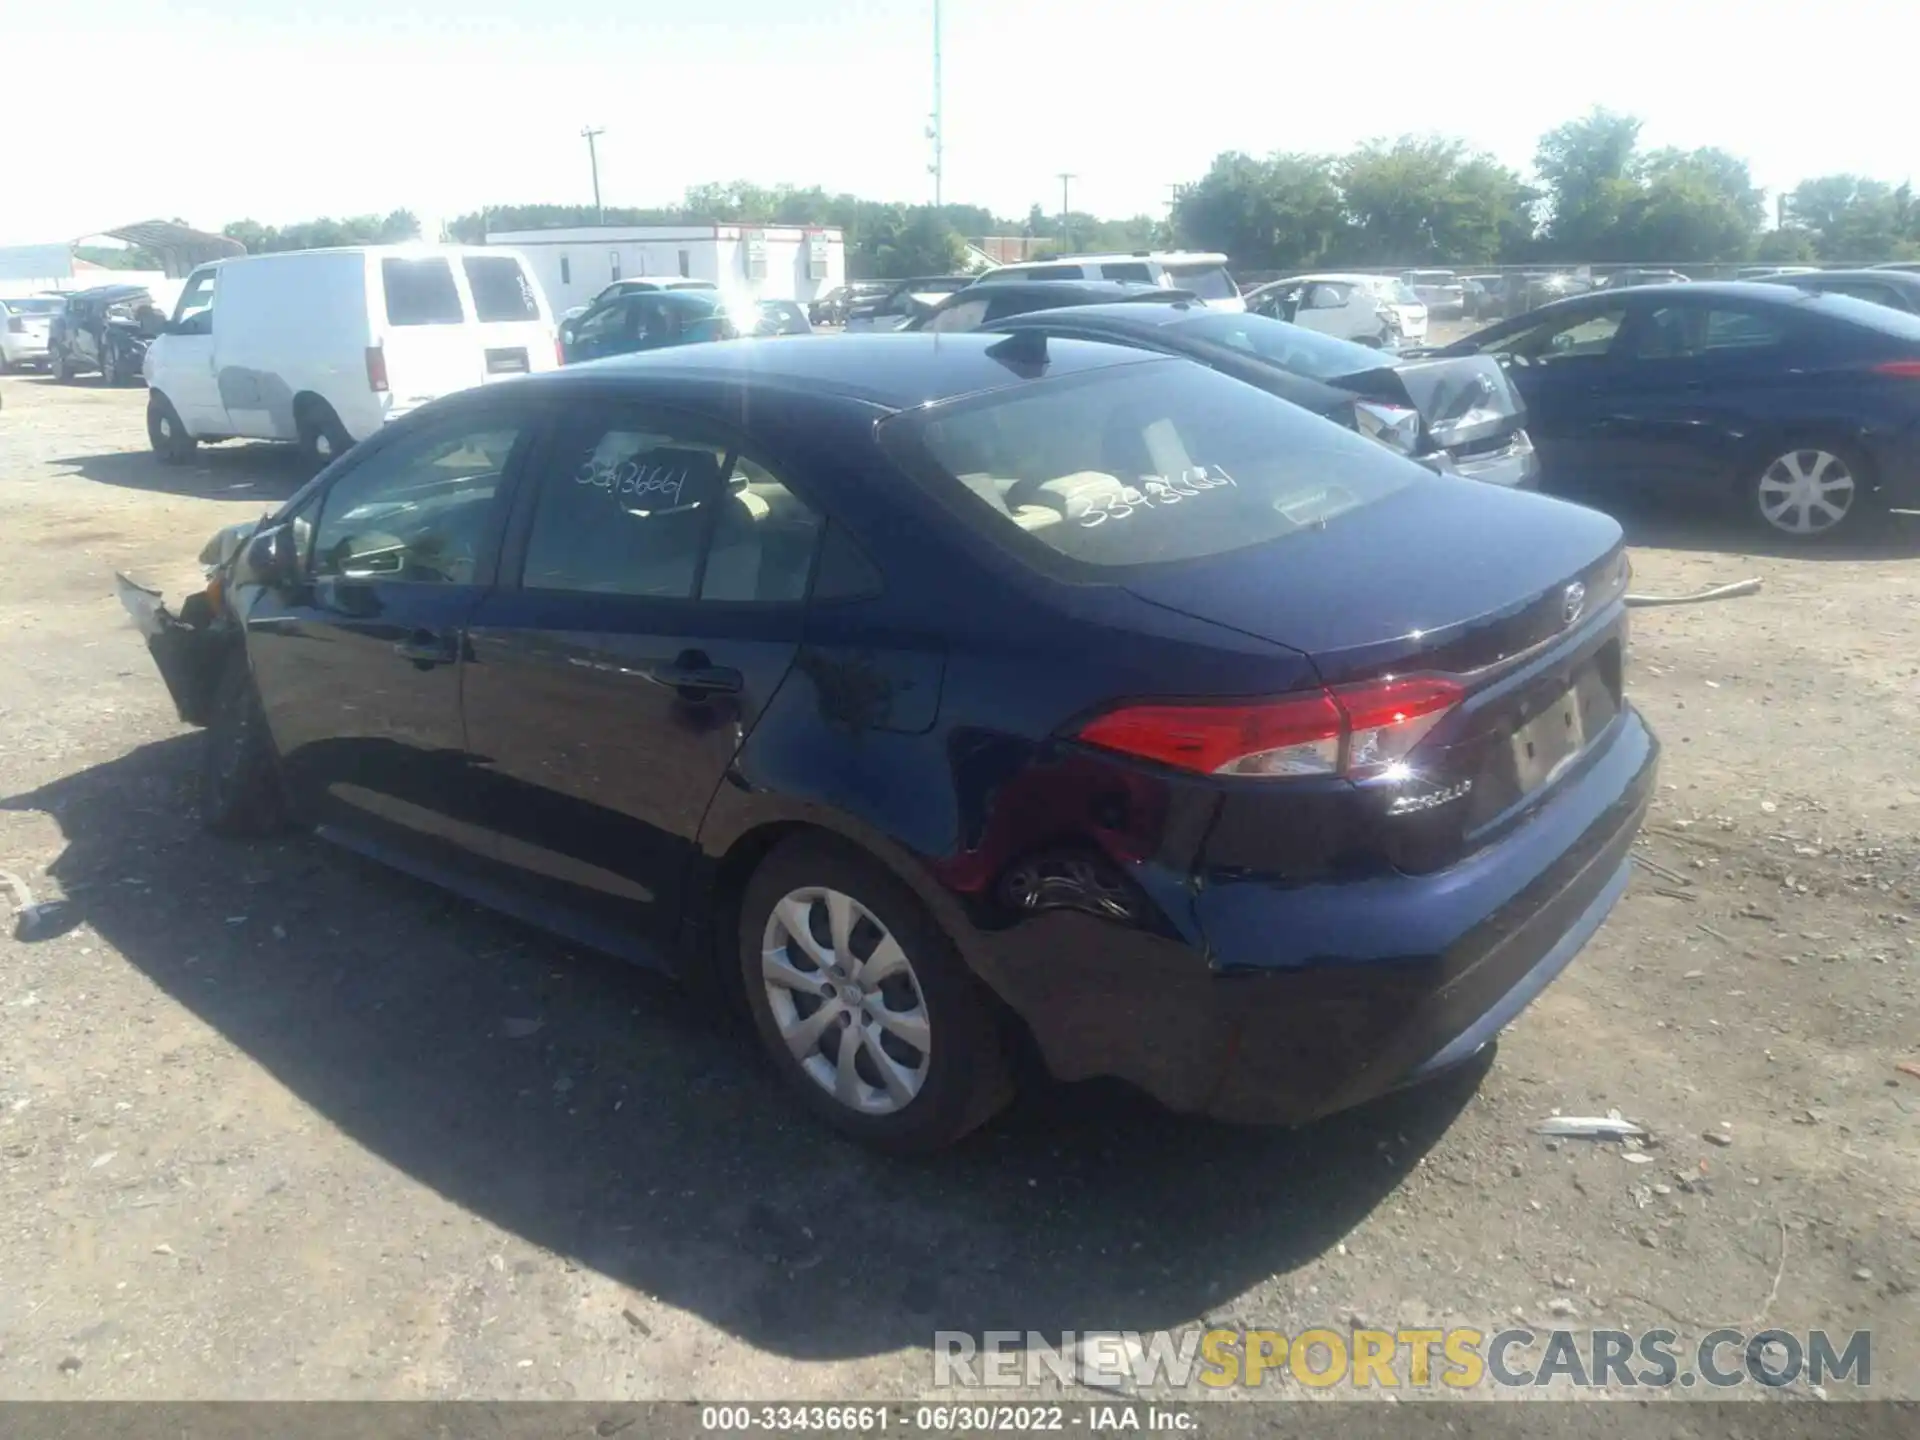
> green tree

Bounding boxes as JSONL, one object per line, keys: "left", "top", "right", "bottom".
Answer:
{"left": 1173, "top": 151, "right": 1346, "bottom": 270}
{"left": 1338, "top": 137, "right": 1532, "bottom": 265}
{"left": 1533, "top": 108, "right": 1644, "bottom": 257}
{"left": 1785, "top": 175, "right": 1920, "bottom": 260}
{"left": 1619, "top": 148, "right": 1766, "bottom": 262}
{"left": 1753, "top": 227, "right": 1820, "bottom": 264}
{"left": 222, "top": 210, "right": 421, "bottom": 254}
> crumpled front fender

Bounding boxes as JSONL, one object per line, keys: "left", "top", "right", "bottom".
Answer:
{"left": 115, "top": 573, "right": 234, "bottom": 728}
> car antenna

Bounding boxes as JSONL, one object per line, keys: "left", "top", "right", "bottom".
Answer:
{"left": 985, "top": 330, "right": 1048, "bottom": 365}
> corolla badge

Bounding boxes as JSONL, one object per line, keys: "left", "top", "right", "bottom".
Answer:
{"left": 1561, "top": 581, "right": 1587, "bottom": 627}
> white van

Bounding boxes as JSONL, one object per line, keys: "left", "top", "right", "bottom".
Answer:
{"left": 142, "top": 244, "right": 557, "bottom": 464}
{"left": 972, "top": 252, "right": 1244, "bottom": 311}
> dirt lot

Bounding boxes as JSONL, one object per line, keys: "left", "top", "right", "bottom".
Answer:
{"left": 0, "top": 373, "right": 1915, "bottom": 1404}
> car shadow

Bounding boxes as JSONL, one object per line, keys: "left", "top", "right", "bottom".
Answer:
{"left": 51, "top": 446, "right": 318, "bottom": 504}
{"left": 2, "top": 736, "right": 1485, "bottom": 1361}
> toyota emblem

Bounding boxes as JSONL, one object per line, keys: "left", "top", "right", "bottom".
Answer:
{"left": 1562, "top": 581, "right": 1587, "bottom": 627}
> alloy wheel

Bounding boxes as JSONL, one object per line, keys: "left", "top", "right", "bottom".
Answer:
{"left": 1756, "top": 448, "right": 1855, "bottom": 536}
{"left": 760, "top": 886, "right": 931, "bottom": 1115}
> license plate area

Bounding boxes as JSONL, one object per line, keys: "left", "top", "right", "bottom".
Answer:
{"left": 484, "top": 347, "right": 529, "bottom": 376}
{"left": 1510, "top": 664, "right": 1616, "bottom": 798}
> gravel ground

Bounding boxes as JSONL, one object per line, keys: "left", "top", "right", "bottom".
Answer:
{"left": 0, "top": 372, "right": 1914, "bottom": 1404}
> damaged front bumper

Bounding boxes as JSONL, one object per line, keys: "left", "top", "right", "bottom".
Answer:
{"left": 115, "top": 572, "right": 229, "bottom": 728}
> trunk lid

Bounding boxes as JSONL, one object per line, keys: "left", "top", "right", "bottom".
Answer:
{"left": 1333, "top": 354, "right": 1525, "bottom": 454}
{"left": 1122, "top": 478, "right": 1624, "bottom": 683}
{"left": 1134, "top": 481, "right": 1633, "bottom": 876}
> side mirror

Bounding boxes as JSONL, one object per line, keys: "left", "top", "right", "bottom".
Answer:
{"left": 559, "top": 322, "right": 576, "bottom": 346}
{"left": 239, "top": 524, "right": 300, "bottom": 589}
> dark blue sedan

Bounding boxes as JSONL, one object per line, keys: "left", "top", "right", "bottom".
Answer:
{"left": 1435, "top": 282, "right": 1920, "bottom": 539}
{"left": 118, "top": 334, "right": 1657, "bottom": 1152}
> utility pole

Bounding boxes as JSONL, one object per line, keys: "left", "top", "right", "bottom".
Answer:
{"left": 580, "top": 126, "right": 606, "bottom": 223}
{"left": 1058, "top": 172, "right": 1076, "bottom": 223}
{"left": 927, "top": 0, "right": 944, "bottom": 211}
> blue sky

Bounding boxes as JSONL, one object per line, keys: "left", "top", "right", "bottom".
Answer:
{"left": 7, "top": 0, "right": 1913, "bottom": 245}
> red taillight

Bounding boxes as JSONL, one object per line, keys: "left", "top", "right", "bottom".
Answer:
{"left": 1077, "top": 676, "right": 1464, "bottom": 779}
{"left": 554, "top": 334, "right": 565, "bottom": 366}
{"left": 1873, "top": 359, "right": 1920, "bottom": 378}
{"left": 365, "top": 345, "right": 389, "bottom": 393}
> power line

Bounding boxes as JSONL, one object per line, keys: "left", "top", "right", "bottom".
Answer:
{"left": 927, "top": 0, "right": 944, "bottom": 211}
{"left": 580, "top": 127, "right": 606, "bottom": 223}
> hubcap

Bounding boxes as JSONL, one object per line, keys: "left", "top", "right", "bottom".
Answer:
{"left": 1758, "top": 449, "right": 1854, "bottom": 535}
{"left": 761, "top": 886, "right": 931, "bottom": 1115}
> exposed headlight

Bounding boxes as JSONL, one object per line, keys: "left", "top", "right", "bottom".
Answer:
{"left": 1353, "top": 400, "right": 1423, "bottom": 455}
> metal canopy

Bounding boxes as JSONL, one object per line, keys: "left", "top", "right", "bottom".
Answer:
{"left": 99, "top": 221, "right": 246, "bottom": 277}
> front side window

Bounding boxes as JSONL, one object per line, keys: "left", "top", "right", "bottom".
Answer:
{"left": 1483, "top": 307, "right": 1627, "bottom": 364}
{"left": 463, "top": 255, "right": 541, "bottom": 321}
{"left": 885, "top": 359, "right": 1420, "bottom": 573}
{"left": 173, "top": 270, "right": 216, "bottom": 333}
{"left": 382, "top": 258, "right": 465, "bottom": 326}
{"left": 522, "top": 412, "right": 821, "bottom": 602}
{"left": 312, "top": 421, "right": 524, "bottom": 584}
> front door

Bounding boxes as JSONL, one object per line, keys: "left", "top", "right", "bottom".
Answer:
{"left": 460, "top": 401, "right": 823, "bottom": 963}
{"left": 245, "top": 409, "right": 537, "bottom": 871}
{"left": 1471, "top": 304, "right": 1631, "bottom": 492}
{"left": 158, "top": 268, "right": 226, "bottom": 433}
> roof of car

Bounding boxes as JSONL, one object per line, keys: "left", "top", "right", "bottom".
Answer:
{"left": 1764, "top": 267, "right": 1920, "bottom": 289}
{"left": 530, "top": 332, "right": 1163, "bottom": 410}
{"left": 988, "top": 251, "right": 1228, "bottom": 267}
{"left": 70, "top": 284, "right": 152, "bottom": 302}
{"left": 935, "top": 279, "right": 1178, "bottom": 306}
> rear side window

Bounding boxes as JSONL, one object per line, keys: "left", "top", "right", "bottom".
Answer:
{"left": 1098, "top": 262, "right": 1153, "bottom": 283}
{"left": 1164, "top": 263, "right": 1238, "bottom": 301}
{"left": 885, "top": 359, "right": 1419, "bottom": 572}
{"left": 382, "top": 258, "right": 464, "bottom": 326}
{"left": 993, "top": 265, "right": 1084, "bottom": 283}
{"left": 463, "top": 256, "right": 541, "bottom": 321}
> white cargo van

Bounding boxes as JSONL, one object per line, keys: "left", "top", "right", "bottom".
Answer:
{"left": 142, "top": 245, "right": 557, "bottom": 464}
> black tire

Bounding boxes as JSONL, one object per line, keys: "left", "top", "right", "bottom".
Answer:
{"left": 1746, "top": 438, "right": 1880, "bottom": 542}
{"left": 738, "top": 836, "right": 1014, "bottom": 1153}
{"left": 51, "top": 349, "right": 71, "bottom": 383}
{"left": 100, "top": 343, "right": 120, "bottom": 387}
{"left": 147, "top": 393, "right": 198, "bottom": 464}
{"left": 296, "top": 399, "right": 353, "bottom": 465}
{"left": 200, "top": 652, "right": 288, "bottom": 837}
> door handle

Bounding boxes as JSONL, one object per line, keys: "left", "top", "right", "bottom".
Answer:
{"left": 649, "top": 652, "right": 742, "bottom": 697}
{"left": 395, "top": 628, "right": 458, "bottom": 668}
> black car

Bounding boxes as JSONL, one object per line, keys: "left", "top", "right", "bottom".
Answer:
{"left": 119, "top": 334, "right": 1655, "bottom": 1152}
{"left": 559, "top": 289, "right": 734, "bottom": 364}
{"left": 1436, "top": 281, "right": 1920, "bottom": 538}
{"left": 50, "top": 284, "right": 163, "bottom": 386}
{"left": 1752, "top": 268, "right": 1920, "bottom": 315}
{"left": 809, "top": 282, "right": 889, "bottom": 327}
{"left": 844, "top": 276, "right": 974, "bottom": 331}
{"left": 752, "top": 299, "right": 814, "bottom": 336}
{"left": 983, "top": 302, "right": 1537, "bottom": 487}
{"left": 903, "top": 279, "right": 1197, "bottom": 332}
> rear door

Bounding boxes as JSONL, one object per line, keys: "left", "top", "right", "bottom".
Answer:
{"left": 460, "top": 399, "right": 825, "bottom": 960}
{"left": 1602, "top": 298, "right": 1799, "bottom": 495}
{"left": 374, "top": 254, "right": 481, "bottom": 412}
{"left": 245, "top": 406, "right": 538, "bottom": 873}
{"left": 458, "top": 251, "right": 557, "bottom": 378}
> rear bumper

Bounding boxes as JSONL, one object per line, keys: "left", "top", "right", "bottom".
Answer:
{"left": 983, "top": 703, "right": 1657, "bottom": 1126}
{"left": 1, "top": 335, "right": 50, "bottom": 362}
{"left": 1194, "top": 705, "right": 1657, "bottom": 1124}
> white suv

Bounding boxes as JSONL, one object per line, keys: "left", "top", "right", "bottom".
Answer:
{"left": 1244, "top": 273, "right": 1428, "bottom": 348}
{"left": 974, "top": 252, "right": 1243, "bottom": 311}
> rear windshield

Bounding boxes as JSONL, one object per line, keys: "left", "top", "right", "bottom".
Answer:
{"left": 883, "top": 358, "right": 1419, "bottom": 573}
{"left": 1170, "top": 311, "right": 1388, "bottom": 381}
{"left": 1163, "top": 263, "right": 1238, "bottom": 301}
{"left": 382, "top": 257, "right": 465, "bottom": 326}
{"left": 462, "top": 256, "right": 540, "bottom": 322}
{"left": 1799, "top": 288, "right": 1920, "bottom": 343}
{"left": 1, "top": 298, "right": 62, "bottom": 314}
